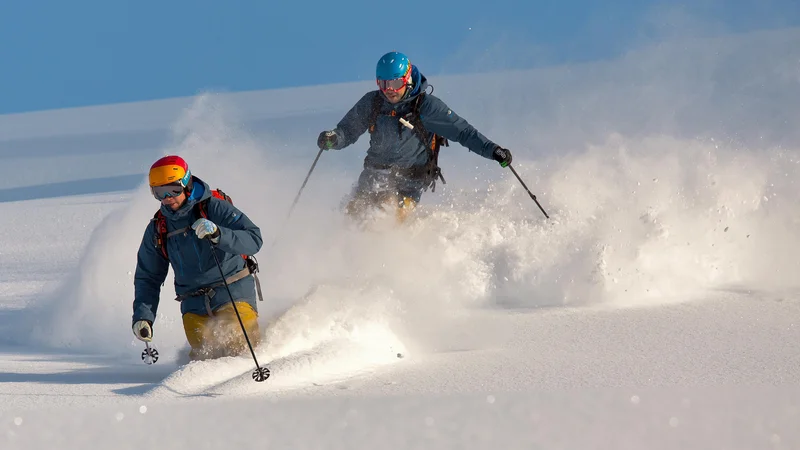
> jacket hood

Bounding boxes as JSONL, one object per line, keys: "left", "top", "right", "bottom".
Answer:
{"left": 159, "top": 175, "right": 211, "bottom": 219}
{"left": 408, "top": 65, "right": 428, "bottom": 97}
{"left": 401, "top": 65, "right": 428, "bottom": 103}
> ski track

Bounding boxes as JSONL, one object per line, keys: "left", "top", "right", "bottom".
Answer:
{"left": 146, "top": 319, "right": 406, "bottom": 398}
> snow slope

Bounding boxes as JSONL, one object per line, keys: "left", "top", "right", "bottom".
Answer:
{"left": 0, "top": 28, "right": 799, "bottom": 449}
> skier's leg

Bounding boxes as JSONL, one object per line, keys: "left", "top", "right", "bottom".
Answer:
{"left": 395, "top": 178, "right": 424, "bottom": 223}
{"left": 206, "top": 301, "right": 261, "bottom": 358}
{"left": 182, "top": 312, "right": 210, "bottom": 360}
{"left": 395, "top": 196, "right": 417, "bottom": 223}
{"left": 181, "top": 301, "right": 260, "bottom": 360}
{"left": 345, "top": 168, "right": 395, "bottom": 218}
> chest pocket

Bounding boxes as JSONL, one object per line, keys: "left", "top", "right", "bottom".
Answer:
{"left": 370, "top": 106, "right": 421, "bottom": 152}
{"left": 369, "top": 114, "right": 396, "bottom": 150}
{"left": 166, "top": 222, "right": 210, "bottom": 277}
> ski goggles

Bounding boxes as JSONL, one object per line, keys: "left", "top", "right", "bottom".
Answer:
{"left": 376, "top": 66, "right": 412, "bottom": 92}
{"left": 151, "top": 182, "right": 185, "bottom": 200}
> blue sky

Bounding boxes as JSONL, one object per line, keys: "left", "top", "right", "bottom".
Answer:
{"left": 1, "top": 0, "right": 798, "bottom": 114}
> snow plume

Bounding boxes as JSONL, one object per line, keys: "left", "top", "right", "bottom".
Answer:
{"left": 446, "top": 133, "right": 800, "bottom": 309}
{"left": 14, "top": 94, "right": 280, "bottom": 358}
{"left": 148, "top": 282, "right": 407, "bottom": 396}
{"left": 258, "top": 131, "right": 800, "bottom": 326}
{"left": 417, "top": 26, "right": 800, "bottom": 311}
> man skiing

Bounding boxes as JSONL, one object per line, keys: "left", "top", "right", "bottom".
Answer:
{"left": 317, "top": 50, "right": 513, "bottom": 222}
{"left": 131, "top": 155, "right": 264, "bottom": 361}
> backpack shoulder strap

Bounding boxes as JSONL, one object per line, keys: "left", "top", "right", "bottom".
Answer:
{"left": 152, "top": 210, "right": 169, "bottom": 260}
{"left": 196, "top": 198, "right": 211, "bottom": 220}
{"left": 151, "top": 190, "right": 235, "bottom": 262}
{"left": 196, "top": 189, "right": 231, "bottom": 220}
{"left": 409, "top": 92, "right": 448, "bottom": 158}
{"left": 367, "top": 91, "right": 384, "bottom": 134}
{"left": 409, "top": 92, "right": 448, "bottom": 190}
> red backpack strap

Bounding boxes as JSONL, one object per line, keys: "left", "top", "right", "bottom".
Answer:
{"left": 152, "top": 210, "right": 169, "bottom": 260}
{"left": 197, "top": 189, "right": 232, "bottom": 220}
{"left": 201, "top": 188, "right": 252, "bottom": 264}
{"left": 197, "top": 199, "right": 209, "bottom": 219}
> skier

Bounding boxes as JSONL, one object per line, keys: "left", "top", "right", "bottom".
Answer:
{"left": 131, "top": 155, "right": 264, "bottom": 361}
{"left": 317, "top": 50, "right": 513, "bottom": 222}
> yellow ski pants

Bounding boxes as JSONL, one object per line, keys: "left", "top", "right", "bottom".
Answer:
{"left": 182, "top": 301, "right": 261, "bottom": 361}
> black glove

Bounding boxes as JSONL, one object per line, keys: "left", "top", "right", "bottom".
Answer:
{"left": 317, "top": 130, "right": 339, "bottom": 150}
{"left": 492, "top": 146, "right": 512, "bottom": 168}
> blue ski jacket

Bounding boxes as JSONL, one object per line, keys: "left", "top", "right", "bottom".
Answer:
{"left": 132, "top": 177, "right": 263, "bottom": 325}
{"left": 329, "top": 65, "right": 500, "bottom": 169}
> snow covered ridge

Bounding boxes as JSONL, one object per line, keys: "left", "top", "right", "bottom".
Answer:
{"left": 0, "top": 26, "right": 798, "bottom": 145}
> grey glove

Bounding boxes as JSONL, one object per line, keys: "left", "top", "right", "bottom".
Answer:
{"left": 191, "top": 218, "right": 220, "bottom": 244}
{"left": 132, "top": 320, "right": 153, "bottom": 342}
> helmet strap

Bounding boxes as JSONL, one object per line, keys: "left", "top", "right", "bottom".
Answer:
{"left": 401, "top": 81, "right": 413, "bottom": 100}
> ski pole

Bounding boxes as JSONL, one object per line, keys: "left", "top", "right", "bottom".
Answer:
{"left": 287, "top": 148, "right": 324, "bottom": 221}
{"left": 269, "top": 148, "right": 324, "bottom": 250}
{"left": 507, "top": 164, "right": 549, "bottom": 219}
{"left": 208, "top": 241, "right": 271, "bottom": 382}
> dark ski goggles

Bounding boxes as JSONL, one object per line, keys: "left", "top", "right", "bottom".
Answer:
{"left": 151, "top": 182, "right": 185, "bottom": 200}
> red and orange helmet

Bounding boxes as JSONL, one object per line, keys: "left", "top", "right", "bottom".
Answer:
{"left": 149, "top": 155, "right": 192, "bottom": 187}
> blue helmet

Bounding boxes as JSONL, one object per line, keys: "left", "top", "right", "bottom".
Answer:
{"left": 376, "top": 51, "right": 411, "bottom": 80}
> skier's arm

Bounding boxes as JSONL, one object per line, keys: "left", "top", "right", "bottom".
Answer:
{"left": 132, "top": 225, "right": 169, "bottom": 325}
{"left": 419, "top": 95, "right": 499, "bottom": 159}
{"left": 330, "top": 92, "right": 377, "bottom": 149}
{"left": 207, "top": 200, "right": 263, "bottom": 256}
